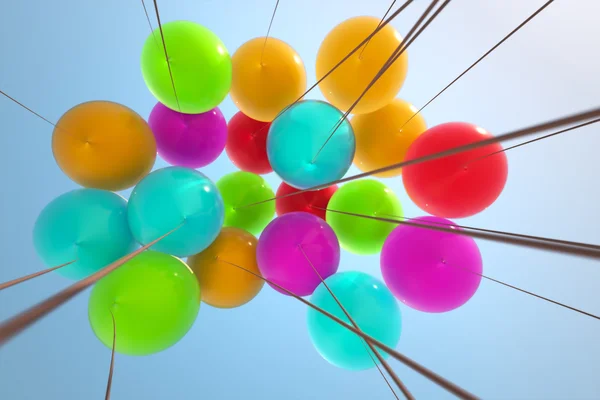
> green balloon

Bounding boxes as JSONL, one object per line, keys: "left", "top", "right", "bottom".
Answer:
{"left": 88, "top": 251, "right": 200, "bottom": 356}
{"left": 326, "top": 179, "right": 402, "bottom": 255}
{"left": 216, "top": 171, "right": 275, "bottom": 236}
{"left": 140, "top": 20, "right": 232, "bottom": 114}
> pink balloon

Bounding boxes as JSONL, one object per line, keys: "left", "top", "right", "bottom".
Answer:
{"left": 380, "top": 216, "right": 482, "bottom": 313}
{"left": 257, "top": 212, "right": 340, "bottom": 297}
{"left": 148, "top": 102, "right": 227, "bottom": 168}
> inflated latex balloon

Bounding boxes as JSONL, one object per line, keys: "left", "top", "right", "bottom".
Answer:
{"left": 381, "top": 216, "right": 482, "bottom": 313}
{"left": 275, "top": 182, "right": 338, "bottom": 220}
{"left": 52, "top": 101, "right": 156, "bottom": 191}
{"left": 188, "top": 227, "right": 264, "bottom": 309}
{"left": 257, "top": 212, "right": 340, "bottom": 297}
{"left": 267, "top": 100, "right": 355, "bottom": 189}
{"left": 316, "top": 16, "right": 408, "bottom": 115}
{"left": 141, "top": 21, "right": 231, "bottom": 114}
{"left": 216, "top": 171, "right": 275, "bottom": 236}
{"left": 351, "top": 98, "right": 427, "bottom": 177}
{"left": 88, "top": 251, "right": 200, "bottom": 356}
{"left": 230, "top": 37, "right": 306, "bottom": 122}
{"left": 148, "top": 102, "right": 227, "bottom": 168}
{"left": 225, "top": 111, "right": 272, "bottom": 174}
{"left": 128, "top": 166, "right": 224, "bottom": 257}
{"left": 326, "top": 180, "right": 401, "bottom": 255}
{"left": 33, "top": 189, "right": 136, "bottom": 280}
{"left": 307, "top": 271, "right": 401, "bottom": 371}
{"left": 402, "top": 122, "right": 508, "bottom": 219}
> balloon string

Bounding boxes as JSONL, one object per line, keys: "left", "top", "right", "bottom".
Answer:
{"left": 443, "top": 261, "right": 600, "bottom": 321}
{"left": 260, "top": 0, "right": 281, "bottom": 66}
{"left": 0, "top": 260, "right": 76, "bottom": 291}
{"left": 464, "top": 117, "right": 600, "bottom": 167}
{"left": 217, "top": 259, "right": 479, "bottom": 400}
{"left": 152, "top": 0, "right": 182, "bottom": 114}
{"left": 140, "top": 0, "right": 160, "bottom": 49}
{"left": 398, "top": 0, "right": 555, "bottom": 131}
{"left": 376, "top": 213, "right": 600, "bottom": 251}
{"left": 297, "top": 245, "right": 408, "bottom": 400}
{"left": 105, "top": 310, "right": 117, "bottom": 400}
{"left": 358, "top": 0, "right": 397, "bottom": 60}
{"left": 0, "top": 224, "right": 181, "bottom": 347}
{"left": 236, "top": 105, "right": 600, "bottom": 209}
{"left": 310, "top": 0, "right": 450, "bottom": 164}
{"left": 312, "top": 207, "right": 600, "bottom": 261}
{"left": 247, "top": 0, "right": 415, "bottom": 140}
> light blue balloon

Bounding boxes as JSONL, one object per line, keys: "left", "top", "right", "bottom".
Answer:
{"left": 33, "top": 189, "right": 136, "bottom": 280}
{"left": 267, "top": 100, "right": 355, "bottom": 189}
{"left": 307, "top": 271, "right": 401, "bottom": 371}
{"left": 127, "top": 166, "right": 224, "bottom": 257}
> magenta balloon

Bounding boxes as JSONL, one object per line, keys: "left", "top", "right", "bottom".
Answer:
{"left": 257, "top": 212, "right": 340, "bottom": 297}
{"left": 380, "top": 216, "right": 482, "bottom": 313}
{"left": 148, "top": 102, "right": 227, "bottom": 168}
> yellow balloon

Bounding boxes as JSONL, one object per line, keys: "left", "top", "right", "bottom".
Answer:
{"left": 230, "top": 37, "right": 307, "bottom": 122}
{"left": 52, "top": 101, "right": 157, "bottom": 191}
{"left": 316, "top": 16, "right": 408, "bottom": 115}
{"left": 351, "top": 98, "right": 426, "bottom": 178}
{"left": 187, "top": 227, "right": 264, "bottom": 309}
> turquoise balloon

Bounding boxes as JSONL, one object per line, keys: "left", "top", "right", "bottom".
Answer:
{"left": 267, "top": 100, "right": 355, "bottom": 189}
{"left": 33, "top": 189, "right": 136, "bottom": 280}
{"left": 127, "top": 166, "right": 224, "bottom": 257}
{"left": 307, "top": 271, "right": 401, "bottom": 371}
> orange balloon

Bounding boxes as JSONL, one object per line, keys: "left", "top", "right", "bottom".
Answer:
{"left": 351, "top": 98, "right": 427, "bottom": 178}
{"left": 230, "top": 37, "right": 306, "bottom": 122}
{"left": 52, "top": 101, "right": 156, "bottom": 191}
{"left": 316, "top": 16, "right": 408, "bottom": 115}
{"left": 188, "top": 227, "right": 264, "bottom": 309}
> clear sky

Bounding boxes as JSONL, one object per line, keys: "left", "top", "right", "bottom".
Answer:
{"left": 1, "top": 0, "right": 600, "bottom": 399}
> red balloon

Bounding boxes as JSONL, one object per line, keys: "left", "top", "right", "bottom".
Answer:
{"left": 225, "top": 111, "right": 272, "bottom": 174}
{"left": 275, "top": 182, "right": 338, "bottom": 220}
{"left": 402, "top": 122, "right": 508, "bottom": 219}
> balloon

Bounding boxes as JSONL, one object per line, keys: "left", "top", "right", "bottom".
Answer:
{"left": 402, "top": 122, "right": 508, "bottom": 219}
{"left": 267, "top": 100, "right": 355, "bottom": 189}
{"left": 351, "top": 98, "right": 427, "bottom": 178}
{"left": 128, "top": 166, "right": 224, "bottom": 257}
{"left": 225, "top": 111, "right": 272, "bottom": 174}
{"left": 307, "top": 271, "right": 401, "bottom": 371}
{"left": 216, "top": 171, "right": 275, "bottom": 236}
{"left": 140, "top": 21, "right": 231, "bottom": 114}
{"left": 316, "top": 16, "right": 408, "bottom": 115}
{"left": 52, "top": 101, "right": 156, "bottom": 191}
{"left": 230, "top": 37, "right": 306, "bottom": 122}
{"left": 33, "top": 189, "right": 135, "bottom": 280}
{"left": 188, "top": 227, "right": 264, "bottom": 309}
{"left": 326, "top": 179, "right": 401, "bottom": 255}
{"left": 148, "top": 102, "right": 227, "bottom": 168}
{"left": 257, "top": 212, "right": 340, "bottom": 297}
{"left": 88, "top": 251, "right": 200, "bottom": 356}
{"left": 381, "top": 216, "right": 482, "bottom": 313}
{"left": 275, "top": 182, "right": 338, "bottom": 220}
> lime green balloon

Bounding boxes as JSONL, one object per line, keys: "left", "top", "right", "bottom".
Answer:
{"left": 140, "top": 20, "right": 232, "bottom": 114}
{"left": 326, "top": 179, "right": 402, "bottom": 255}
{"left": 216, "top": 171, "right": 275, "bottom": 236}
{"left": 88, "top": 251, "right": 200, "bottom": 356}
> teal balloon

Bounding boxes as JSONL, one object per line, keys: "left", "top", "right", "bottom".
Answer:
{"left": 307, "top": 271, "right": 401, "bottom": 371}
{"left": 33, "top": 189, "right": 136, "bottom": 280}
{"left": 127, "top": 166, "right": 224, "bottom": 257}
{"left": 267, "top": 100, "right": 355, "bottom": 189}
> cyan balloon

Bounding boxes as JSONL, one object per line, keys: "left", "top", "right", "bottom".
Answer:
{"left": 33, "top": 189, "right": 136, "bottom": 280}
{"left": 307, "top": 271, "right": 401, "bottom": 371}
{"left": 127, "top": 166, "right": 224, "bottom": 257}
{"left": 267, "top": 100, "right": 355, "bottom": 189}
